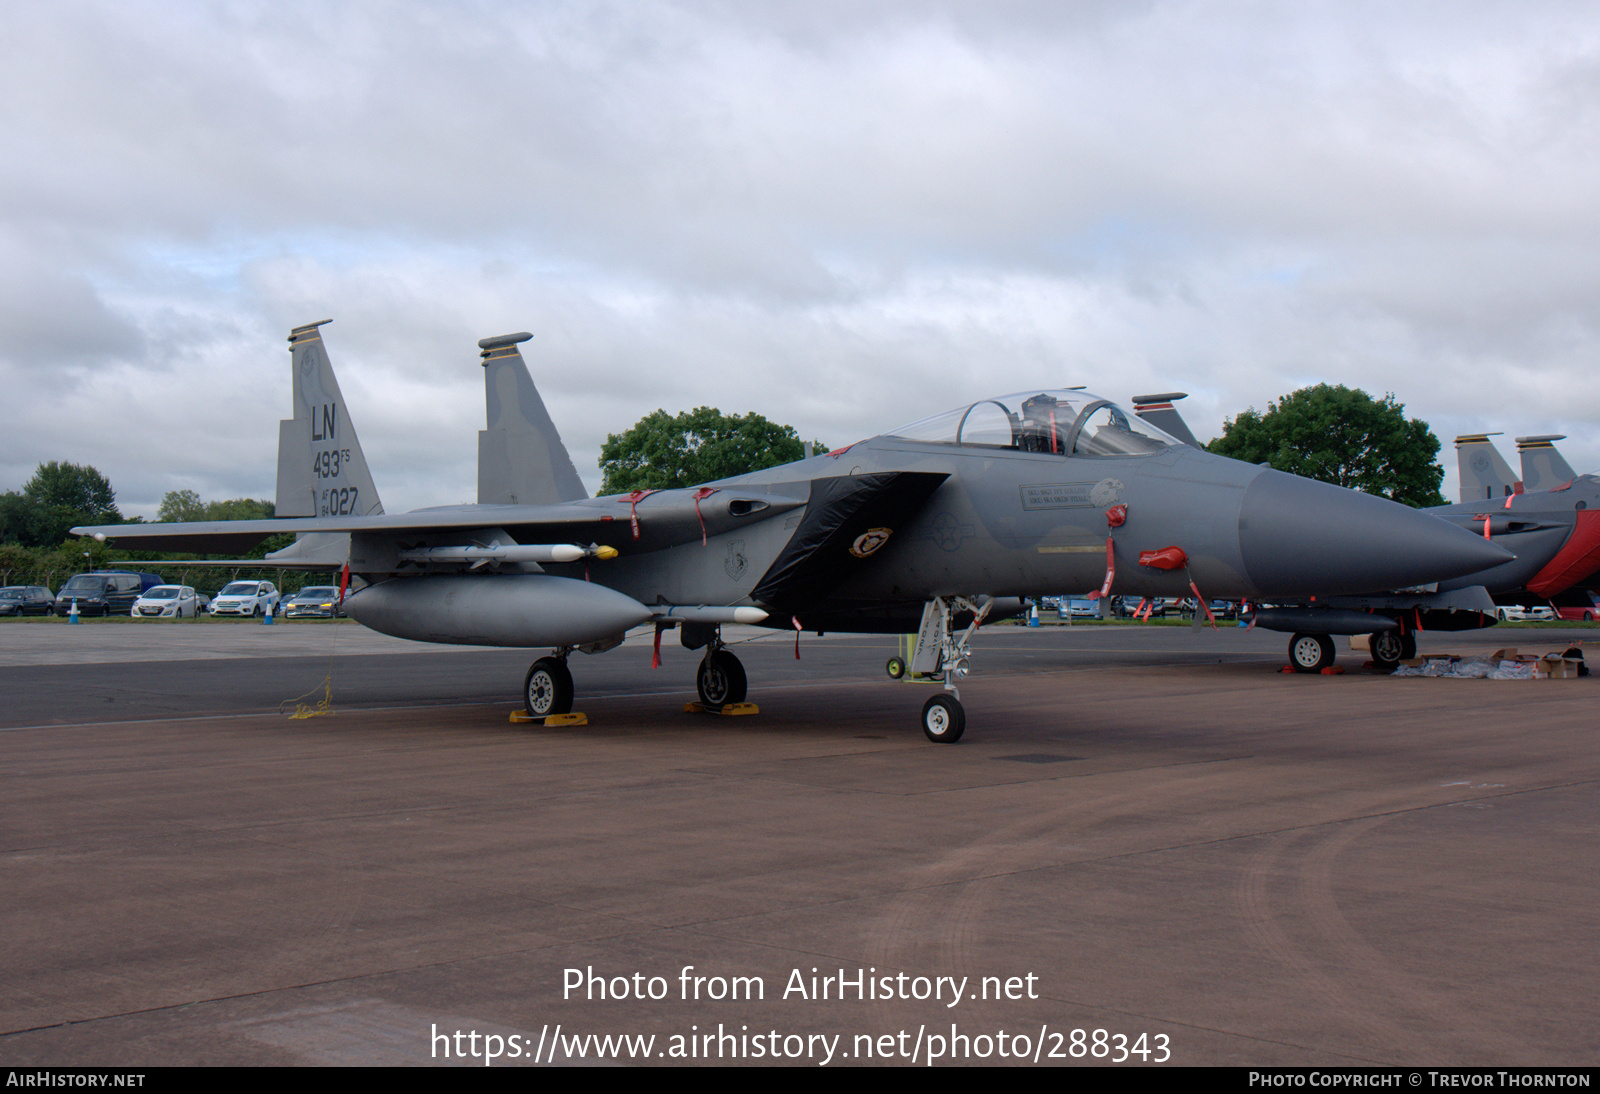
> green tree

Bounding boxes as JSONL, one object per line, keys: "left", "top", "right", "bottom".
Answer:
{"left": 0, "top": 492, "right": 39, "bottom": 546}
{"left": 157, "top": 489, "right": 205, "bottom": 523}
{"left": 1207, "top": 384, "right": 1446, "bottom": 507}
{"left": 159, "top": 491, "right": 275, "bottom": 523}
{"left": 0, "top": 462, "right": 122, "bottom": 547}
{"left": 25, "top": 461, "right": 120, "bottom": 518}
{"left": 203, "top": 497, "right": 274, "bottom": 521}
{"left": 599, "top": 407, "right": 825, "bottom": 495}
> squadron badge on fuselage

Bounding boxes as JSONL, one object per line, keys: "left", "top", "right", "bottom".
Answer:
{"left": 724, "top": 539, "right": 748, "bottom": 580}
{"left": 850, "top": 527, "right": 893, "bottom": 558}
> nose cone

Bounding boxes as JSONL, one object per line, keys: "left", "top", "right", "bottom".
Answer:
{"left": 1239, "top": 470, "right": 1513, "bottom": 597}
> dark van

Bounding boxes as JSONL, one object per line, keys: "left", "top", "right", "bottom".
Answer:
{"left": 54, "top": 571, "right": 165, "bottom": 617}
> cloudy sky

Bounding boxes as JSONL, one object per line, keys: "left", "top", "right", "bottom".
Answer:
{"left": 4, "top": 0, "right": 1598, "bottom": 515}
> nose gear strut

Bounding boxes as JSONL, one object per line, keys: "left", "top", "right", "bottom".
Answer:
{"left": 908, "top": 595, "right": 994, "bottom": 743}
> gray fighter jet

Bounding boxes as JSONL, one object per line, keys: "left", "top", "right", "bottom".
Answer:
{"left": 1252, "top": 431, "right": 1600, "bottom": 672}
{"left": 1126, "top": 401, "right": 1600, "bottom": 671}
{"left": 75, "top": 327, "right": 1512, "bottom": 741}
{"left": 1425, "top": 433, "right": 1600, "bottom": 615}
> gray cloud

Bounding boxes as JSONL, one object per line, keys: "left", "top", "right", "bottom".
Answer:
{"left": 2, "top": 0, "right": 1598, "bottom": 513}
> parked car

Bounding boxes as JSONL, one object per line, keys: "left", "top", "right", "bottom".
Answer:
{"left": 53, "top": 571, "right": 165, "bottom": 617}
{"left": 0, "top": 586, "right": 56, "bottom": 616}
{"left": 283, "top": 586, "right": 345, "bottom": 619}
{"left": 1552, "top": 592, "right": 1600, "bottom": 622}
{"left": 1062, "top": 596, "right": 1100, "bottom": 619}
{"left": 131, "top": 585, "right": 205, "bottom": 619}
{"left": 1179, "top": 598, "right": 1239, "bottom": 621}
{"left": 1497, "top": 604, "right": 1557, "bottom": 622}
{"left": 1109, "top": 595, "right": 1182, "bottom": 618}
{"left": 208, "top": 580, "right": 280, "bottom": 617}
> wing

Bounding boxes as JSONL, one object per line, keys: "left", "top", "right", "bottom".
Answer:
{"left": 74, "top": 487, "right": 810, "bottom": 557}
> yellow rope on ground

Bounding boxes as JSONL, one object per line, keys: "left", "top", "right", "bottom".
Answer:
{"left": 284, "top": 673, "right": 334, "bottom": 719}
{"left": 280, "top": 610, "right": 346, "bottom": 719}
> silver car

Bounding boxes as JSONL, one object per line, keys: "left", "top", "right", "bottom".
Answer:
{"left": 131, "top": 585, "right": 204, "bottom": 618}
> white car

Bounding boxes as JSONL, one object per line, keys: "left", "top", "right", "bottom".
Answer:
{"left": 1497, "top": 604, "right": 1557, "bottom": 622}
{"left": 131, "top": 585, "right": 204, "bottom": 618}
{"left": 208, "top": 580, "right": 280, "bottom": 617}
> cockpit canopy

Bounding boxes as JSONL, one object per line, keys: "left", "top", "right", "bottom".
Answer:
{"left": 884, "top": 390, "right": 1181, "bottom": 458}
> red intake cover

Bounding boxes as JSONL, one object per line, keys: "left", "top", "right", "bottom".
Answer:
{"left": 1527, "top": 510, "right": 1600, "bottom": 596}
{"left": 1138, "top": 546, "right": 1188, "bottom": 571}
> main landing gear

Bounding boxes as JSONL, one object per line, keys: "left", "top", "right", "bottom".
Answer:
{"left": 524, "top": 654, "right": 574, "bottom": 717}
{"left": 696, "top": 644, "right": 747, "bottom": 712}
{"left": 1288, "top": 632, "right": 1336, "bottom": 673}
{"left": 1368, "top": 629, "right": 1415, "bottom": 673}
{"left": 520, "top": 629, "right": 752, "bottom": 721}
{"left": 905, "top": 595, "right": 995, "bottom": 743}
{"left": 1285, "top": 628, "right": 1415, "bottom": 674}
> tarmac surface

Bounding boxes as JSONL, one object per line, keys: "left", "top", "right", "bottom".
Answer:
{"left": 1, "top": 617, "right": 1595, "bottom": 1066}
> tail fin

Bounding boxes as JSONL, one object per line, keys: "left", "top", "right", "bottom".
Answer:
{"left": 1454, "top": 434, "right": 1519, "bottom": 503}
{"left": 476, "top": 332, "right": 588, "bottom": 505}
{"left": 1516, "top": 435, "right": 1577, "bottom": 493}
{"left": 1131, "top": 392, "right": 1202, "bottom": 448}
{"left": 275, "top": 320, "right": 384, "bottom": 518}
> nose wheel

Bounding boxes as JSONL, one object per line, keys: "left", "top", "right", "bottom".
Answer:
{"left": 696, "top": 648, "right": 747, "bottom": 712}
{"left": 921, "top": 694, "right": 965, "bottom": 743}
{"left": 524, "top": 656, "right": 574, "bottom": 717}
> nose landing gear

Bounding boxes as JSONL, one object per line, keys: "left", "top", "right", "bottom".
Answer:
{"left": 905, "top": 595, "right": 995, "bottom": 742}
{"left": 921, "top": 694, "right": 965, "bottom": 743}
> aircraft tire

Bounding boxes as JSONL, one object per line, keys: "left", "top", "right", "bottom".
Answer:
{"left": 1370, "top": 630, "right": 1407, "bottom": 673}
{"left": 1289, "top": 632, "right": 1335, "bottom": 673}
{"left": 921, "top": 694, "right": 965, "bottom": 743}
{"left": 696, "top": 650, "right": 747, "bottom": 712}
{"left": 886, "top": 657, "right": 906, "bottom": 679}
{"left": 525, "top": 657, "right": 574, "bottom": 718}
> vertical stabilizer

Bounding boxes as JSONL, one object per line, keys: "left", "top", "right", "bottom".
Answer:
{"left": 1131, "top": 392, "right": 1202, "bottom": 448}
{"left": 276, "top": 320, "right": 384, "bottom": 518}
{"left": 477, "top": 332, "right": 588, "bottom": 505}
{"left": 1454, "top": 434, "right": 1518, "bottom": 503}
{"left": 1516, "top": 435, "right": 1576, "bottom": 493}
